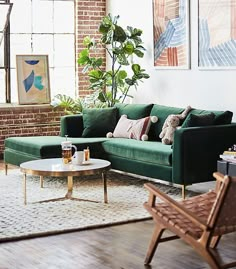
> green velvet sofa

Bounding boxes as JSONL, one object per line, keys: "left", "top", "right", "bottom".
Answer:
{"left": 4, "top": 103, "right": 236, "bottom": 196}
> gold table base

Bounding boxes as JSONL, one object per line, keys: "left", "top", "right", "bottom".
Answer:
{"left": 23, "top": 173, "right": 108, "bottom": 205}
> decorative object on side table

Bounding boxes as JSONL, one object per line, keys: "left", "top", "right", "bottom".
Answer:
{"left": 218, "top": 144, "right": 236, "bottom": 176}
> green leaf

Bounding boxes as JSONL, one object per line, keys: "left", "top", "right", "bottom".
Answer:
{"left": 132, "top": 64, "right": 141, "bottom": 74}
{"left": 88, "top": 69, "right": 101, "bottom": 78}
{"left": 113, "top": 25, "right": 127, "bottom": 42}
{"left": 77, "top": 49, "right": 89, "bottom": 65}
{"left": 124, "top": 42, "right": 134, "bottom": 54}
{"left": 117, "top": 70, "right": 127, "bottom": 80}
{"left": 125, "top": 78, "right": 135, "bottom": 86}
{"left": 133, "top": 49, "right": 144, "bottom": 58}
{"left": 117, "top": 54, "right": 129, "bottom": 65}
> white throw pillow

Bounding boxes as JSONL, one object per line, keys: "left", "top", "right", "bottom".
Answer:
{"left": 107, "top": 115, "right": 158, "bottom": 141}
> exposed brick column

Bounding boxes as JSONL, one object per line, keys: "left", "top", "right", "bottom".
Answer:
{"left": 75, "top": 0, "right": 106, "bottom": 97}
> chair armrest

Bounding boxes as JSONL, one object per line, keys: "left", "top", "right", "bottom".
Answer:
{"left": 213, "top": 172, "right": 228, "bottom": 192}
{"left": 60, "top": 114, "right": 84, "bottom": 137}
{"left": 144, "top": 183, "right": 208, "bottom": 230}
{"left": 172, "top": 123, "right": 236, "bottom": 185}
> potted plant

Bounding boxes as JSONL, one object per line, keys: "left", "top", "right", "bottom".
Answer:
{"left": 78, "top": 13, "right": 150, "bottom": 107}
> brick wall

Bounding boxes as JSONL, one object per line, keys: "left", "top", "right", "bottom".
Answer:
{"left": 0, "top": 105, "right": 65, "bottom": 159}
{"left": 76, "top": 0, "right": 106, "bottom": 96}
{"left": 0, "top": 0, "right": 106, "bottom": 160}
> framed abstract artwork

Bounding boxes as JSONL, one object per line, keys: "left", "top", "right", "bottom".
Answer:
{"left": 198, "top": 0, "right": 236, "bottom": 69}
{"left": 153, "top": 0, "right": 190, "bottom": 69}
{"left": 16, "top": 55, "right": 51, "bottom": 104}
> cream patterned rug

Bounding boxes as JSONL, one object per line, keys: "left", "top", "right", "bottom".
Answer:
{"left": 0, "top": 169, "right": 198, "bottom": 242}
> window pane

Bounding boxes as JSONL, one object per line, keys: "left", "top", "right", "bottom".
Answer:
{"left": 32, "top": 34, "right": 54, "bottom": 66}
{"left": 54, "top": 34, "right": 75, "bottom": 67}
{"left": 10, "top": 34, "right": 32, "bottom": 68}
{"left": 10, "top": 0, "right": 31, "bottom": 33}
{"left": 32, "top": 1, "right": 53, "bottom": 33}
{"left": 10, "top": 68, "right": 18, "bottom": 103}
{"left": 0, "top": 3, "right": 12, "bottom": 32}
{"left": 54, "top": 1, "right": 74, "bottom": 33}
{"left": 52, "top": 67, "right": 75, "bottom": 98}
{"left": 0, "top": 69, "right": 5, "bottom": 102}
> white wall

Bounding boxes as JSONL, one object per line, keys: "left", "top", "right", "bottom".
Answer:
{"left": 107, "top": 0, "right": 236, "bottom": 120}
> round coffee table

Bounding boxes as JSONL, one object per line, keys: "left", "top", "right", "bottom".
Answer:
{"left": 20, "top": 158, "right": 111, "bottom": 205}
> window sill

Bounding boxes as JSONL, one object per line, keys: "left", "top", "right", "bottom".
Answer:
{"left": 0, "top": 103, "right": 52, "bottom": 111}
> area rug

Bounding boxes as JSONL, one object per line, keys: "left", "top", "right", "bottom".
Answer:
{"left": 0, "top": 169, "right": 198, "bottom": 242}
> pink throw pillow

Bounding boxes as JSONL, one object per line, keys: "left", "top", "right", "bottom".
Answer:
{"left": 107, "top": 115, "right": 158, "bottom": 141}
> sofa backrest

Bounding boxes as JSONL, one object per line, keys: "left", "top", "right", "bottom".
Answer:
{"left": 148, "top": 104, "right": 233, "bottom": 141}
{"left": 114, "top": 103, "right": 153, "bottom": 120}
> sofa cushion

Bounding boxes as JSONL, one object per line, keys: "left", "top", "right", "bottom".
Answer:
{"left": 182, "top": 113, "right": 215, "bottom": 128}
{"left": 102, "top": 138, "right": 172, "bottom": 166}
{"left": 82, "top": 107, "right": 117, "bottom": 137}
{"left": 188, "top": 109, "right": 233, "bottom": 125}
{"left": 4, "top": 136, "right": 108, "bottom": 159}
{"left": 149, "top": 104, "right": 185, "bottom": 141}
{"left": 212, "top": 110, "right": 233, "bottom": 125}
{"left": 114, "top": 103, "right": 153, "bottom": 120}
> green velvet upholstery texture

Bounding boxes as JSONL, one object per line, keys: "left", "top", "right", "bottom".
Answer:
{"left": 181, "top": 113, "right": 215, "bottom": 128}
{"left": 114, "top": 103, "right": 153, "bottom": 119}
{"left": 60, "top": 114, "right": 83, "bottom": 138}
{"left": 149, "top": 104, "right": 185, "bottom": 141}
{"left": 82, "top": 107, "right": 117, "bottom": 137}
{"left": 102, "top": 138, "right": 172, "bottom": 166}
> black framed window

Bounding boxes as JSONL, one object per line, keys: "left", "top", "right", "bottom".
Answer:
{"left": 1, "top": 0, "right": 75, "bottom": 104}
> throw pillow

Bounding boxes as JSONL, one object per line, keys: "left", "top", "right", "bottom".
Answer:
{"left": 107, "top": 115, "right": 158, "bottom": 141}
{"left": 182, "top": 113, "right": 215, "bottom": 128}
{"left": 213, "top": 110, "right": 233, "bottom": 125}
{"left": 82, "top": 107, "right": 117, "bottom": 137}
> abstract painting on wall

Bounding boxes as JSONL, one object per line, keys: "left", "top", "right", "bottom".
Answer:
{"left": 16, "top": 55, "right": 50, "bottom": 104}
{"left": 198, "top": 0, "right": 236, "bottom": 68}
{"left": 153, "top": 0, "right": 190, "bottom": 69}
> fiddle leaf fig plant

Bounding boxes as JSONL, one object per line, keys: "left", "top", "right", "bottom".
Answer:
{"left": 78, "top": 13, "right": 150, "bottom": 107}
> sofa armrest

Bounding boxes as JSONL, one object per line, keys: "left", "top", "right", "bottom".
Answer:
{"left": 60, "top": 114, "right": 83, "bottom": 137}
{"left": 172, "top": 123, "right": 236, "bottom": 185}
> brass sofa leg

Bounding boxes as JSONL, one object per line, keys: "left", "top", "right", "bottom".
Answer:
{"left": 182, "top": 185, "right": 186, "bottom": 199}
{"left": 5, "top": 163, "right": 8, "bottom": 176}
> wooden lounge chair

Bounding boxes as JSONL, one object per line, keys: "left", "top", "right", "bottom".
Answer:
{"left": 143, "top": 172, "right": 236, "bottom": 269}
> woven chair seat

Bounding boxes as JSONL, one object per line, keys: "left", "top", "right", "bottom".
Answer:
{"left": 154, "top": 191, "right": 217, "bottom": 239}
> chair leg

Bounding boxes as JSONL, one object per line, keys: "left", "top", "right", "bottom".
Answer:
{"left": 210, "top": 236, "right": 222, "bottom": 249}
{"left": 144, "top": 225, "right": 165, "bottom": 265}
{"left": 194, "top": 245, "right": 221, "bottom": 269}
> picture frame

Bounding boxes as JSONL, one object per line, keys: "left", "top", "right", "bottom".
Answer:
{"left": 198, "top": 0, "right": 236, "bottom": 69}
{"left": 152, "top": 0, "right": 190, "bottom": 69}
{"left": 16, "top": 55, "right": 51, "bottom": 104}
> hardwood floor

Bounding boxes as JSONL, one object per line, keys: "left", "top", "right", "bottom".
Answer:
{"left": 0, "top": 220, "right": 235, "bottom": 269}
{"left": 0, "top": 163, "right": 236, "bottom": 268}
